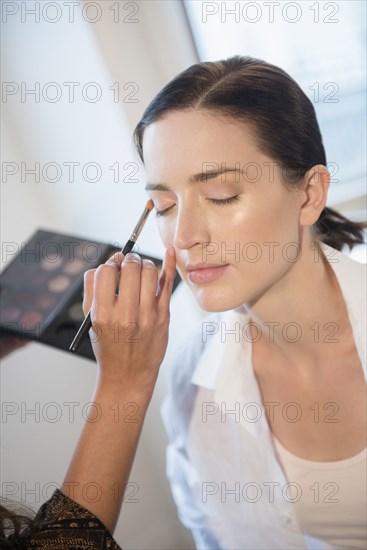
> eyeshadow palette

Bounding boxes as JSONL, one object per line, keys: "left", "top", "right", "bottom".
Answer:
{"left": 0, "top": 229, "right": 182, "bottom": 360}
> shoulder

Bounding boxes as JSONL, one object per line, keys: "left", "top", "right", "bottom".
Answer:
{"left": 323, "top": 243, "right": 366, "bottom": 321}
{"left": 322, "top": 242, "right": 366, "bottom": 280}
{"left": 320, "top": 243, "right": 366, "bottom": 376}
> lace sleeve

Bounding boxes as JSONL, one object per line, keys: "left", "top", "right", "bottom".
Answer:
{"left": 20, "top": 488, "right": 122, "bottom": 549}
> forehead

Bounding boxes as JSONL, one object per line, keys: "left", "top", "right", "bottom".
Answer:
{"left": 142, "top": 109, "right": 263, "bottom": 181}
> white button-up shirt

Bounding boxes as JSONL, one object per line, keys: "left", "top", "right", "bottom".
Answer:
{"left": 161, "top": 243, "right": 366, "bottom": 550}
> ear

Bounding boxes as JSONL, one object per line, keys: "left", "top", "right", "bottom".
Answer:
{"left": 299, "top": 164, "right": 330, "bottom": 227}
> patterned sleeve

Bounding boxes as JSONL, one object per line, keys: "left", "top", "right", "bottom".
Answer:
{"left": 20, "top": 488, "right": 123, "bottom": 549}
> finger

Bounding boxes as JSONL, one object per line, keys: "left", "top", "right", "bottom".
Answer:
{"left": 105, "top": 251, "right": 125, "bottom": 270}
{"left": 83, "top": 268, "right": 97, "bottom": 314}
{"left": 139, "top": 259, "right": 159, "bottom": 320}
{"left": 157, "top": 246, "right": 176, "bottom": 318}
{"left": 93, "top": 264, "right": 120, "bottom": 317}
{"left": 117, "top": 253, "right": 142, "bottom": 321}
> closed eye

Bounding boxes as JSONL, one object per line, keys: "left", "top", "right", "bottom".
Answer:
{"left": 208, "top": 195, "right": 241, "bottom": 206}
{"left": 155, "top": 206, "right": 173, "bottom": 217}
{"left": 155, "top": 194, "right": 241, "bottom": 217}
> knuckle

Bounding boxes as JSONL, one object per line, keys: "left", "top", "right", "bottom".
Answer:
{"left": 157, "top": 313, "right": 169, "bottom": 329}
{"left": 138, "top": 317, "right": 150, "bottom": 332}
{"left": 91, "top": 309, "right": 110, "bottom": 327}
{"left": 143, "top": 307, "right": 158, "bottom": 323}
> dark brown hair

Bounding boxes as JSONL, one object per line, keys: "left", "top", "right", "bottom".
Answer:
{"left": 0, "top": 501, "right": 35, "bottom": 548}
{"left": 133, "top": 55, "right": 366, "bottom": 251}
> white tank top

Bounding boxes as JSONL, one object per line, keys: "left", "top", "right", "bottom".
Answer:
{"left": 272, "top": 435, "right": 367, "bottom": 549}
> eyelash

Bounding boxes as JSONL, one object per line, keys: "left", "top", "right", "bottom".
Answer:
{"left": 155, "top": 194, "right": 241, "bottom": 217}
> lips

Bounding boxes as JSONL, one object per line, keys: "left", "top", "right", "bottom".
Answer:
{"left": 186, "top": 262, "right": 227, "bottom": 271}
{"left": 187, "top": 264, "right": 230, "bottom": 284}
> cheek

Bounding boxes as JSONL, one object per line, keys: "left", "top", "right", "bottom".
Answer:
{"left": 217, "top": 199, "right": 300, "bottom": 266}
{"left": 221, "top": 205, "right": 262, "bottom": 241}
{"left": 157, "top": 218, "right": 174, "bottom": 248}
{"left": 234, "top": 192, "right": 298, "bottom": 236}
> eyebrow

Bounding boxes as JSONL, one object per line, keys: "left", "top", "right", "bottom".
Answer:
{"left": 145, "top": 167, "right": 242, "bottom": 191}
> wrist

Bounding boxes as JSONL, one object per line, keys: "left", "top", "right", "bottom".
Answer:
{"left": 94, "top": 375, "right": 154, "bottom": 410}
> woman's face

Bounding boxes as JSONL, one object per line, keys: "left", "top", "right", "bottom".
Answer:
{"left": 143, "top": 109, "right": 306, "bottom": 312}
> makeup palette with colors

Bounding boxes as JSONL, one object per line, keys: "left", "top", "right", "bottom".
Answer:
{"left": 0, "top": 228, "right": 181, "bottom": 361}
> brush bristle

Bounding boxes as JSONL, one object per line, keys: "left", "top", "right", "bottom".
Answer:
{"left": 146, "top": 199, "right": 154, "bottom": 211}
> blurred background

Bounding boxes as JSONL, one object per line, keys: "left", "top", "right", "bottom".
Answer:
{"left": 1, "top": 1, "right": 366, "bottom": 548}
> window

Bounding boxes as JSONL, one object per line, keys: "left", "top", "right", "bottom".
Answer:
{"left": 183, "top": 0, "right": 366, "bottom": 206}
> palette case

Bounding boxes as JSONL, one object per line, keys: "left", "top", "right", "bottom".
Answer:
{"left": 0, "top": 229, "right": 182, "bottom": 361}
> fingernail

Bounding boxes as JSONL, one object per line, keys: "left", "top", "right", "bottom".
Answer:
{"left": 142, "top": 259, "right": 156, "bottom": 269}
{"left": 123, "top": 252, "right": 141, "bottom": 263}
{"left": 168, "top": 245, "right": 175, "bottom": 257}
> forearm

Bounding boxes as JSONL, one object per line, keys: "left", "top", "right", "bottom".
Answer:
{"left": 60, "top": 246, "right": 175, "bottom": 533}
{"left": 61, "top": 378, "right": 152, "bottom": 533}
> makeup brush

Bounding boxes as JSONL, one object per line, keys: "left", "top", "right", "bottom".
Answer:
{"left": 69, "top": 199, "right": 154, "bottom": 354}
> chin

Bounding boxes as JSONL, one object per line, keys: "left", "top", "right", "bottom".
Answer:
{"left": 190, "top": 286, "right": 246, "bottom": 313}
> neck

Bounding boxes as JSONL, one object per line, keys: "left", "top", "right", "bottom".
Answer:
{"left": 246, "top": 234, "right": 349, "bottom": 368}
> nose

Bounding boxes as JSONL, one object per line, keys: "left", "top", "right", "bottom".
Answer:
{"left": 173, "top": 201, "right": 210, "bottom": 250}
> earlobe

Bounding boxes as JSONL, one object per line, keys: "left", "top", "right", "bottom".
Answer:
{"left": 299, "top": 165, "right": 330, "bottom": 227}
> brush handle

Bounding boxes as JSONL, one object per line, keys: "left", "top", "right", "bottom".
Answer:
{"left": 69, "top": 239, "right": 136, "bottom": 354}
{"left": 121, "top": 239, "right": 135, "bottom": 256}
{"left": 69, "top": 310, "right": 93, "bottom": 353}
